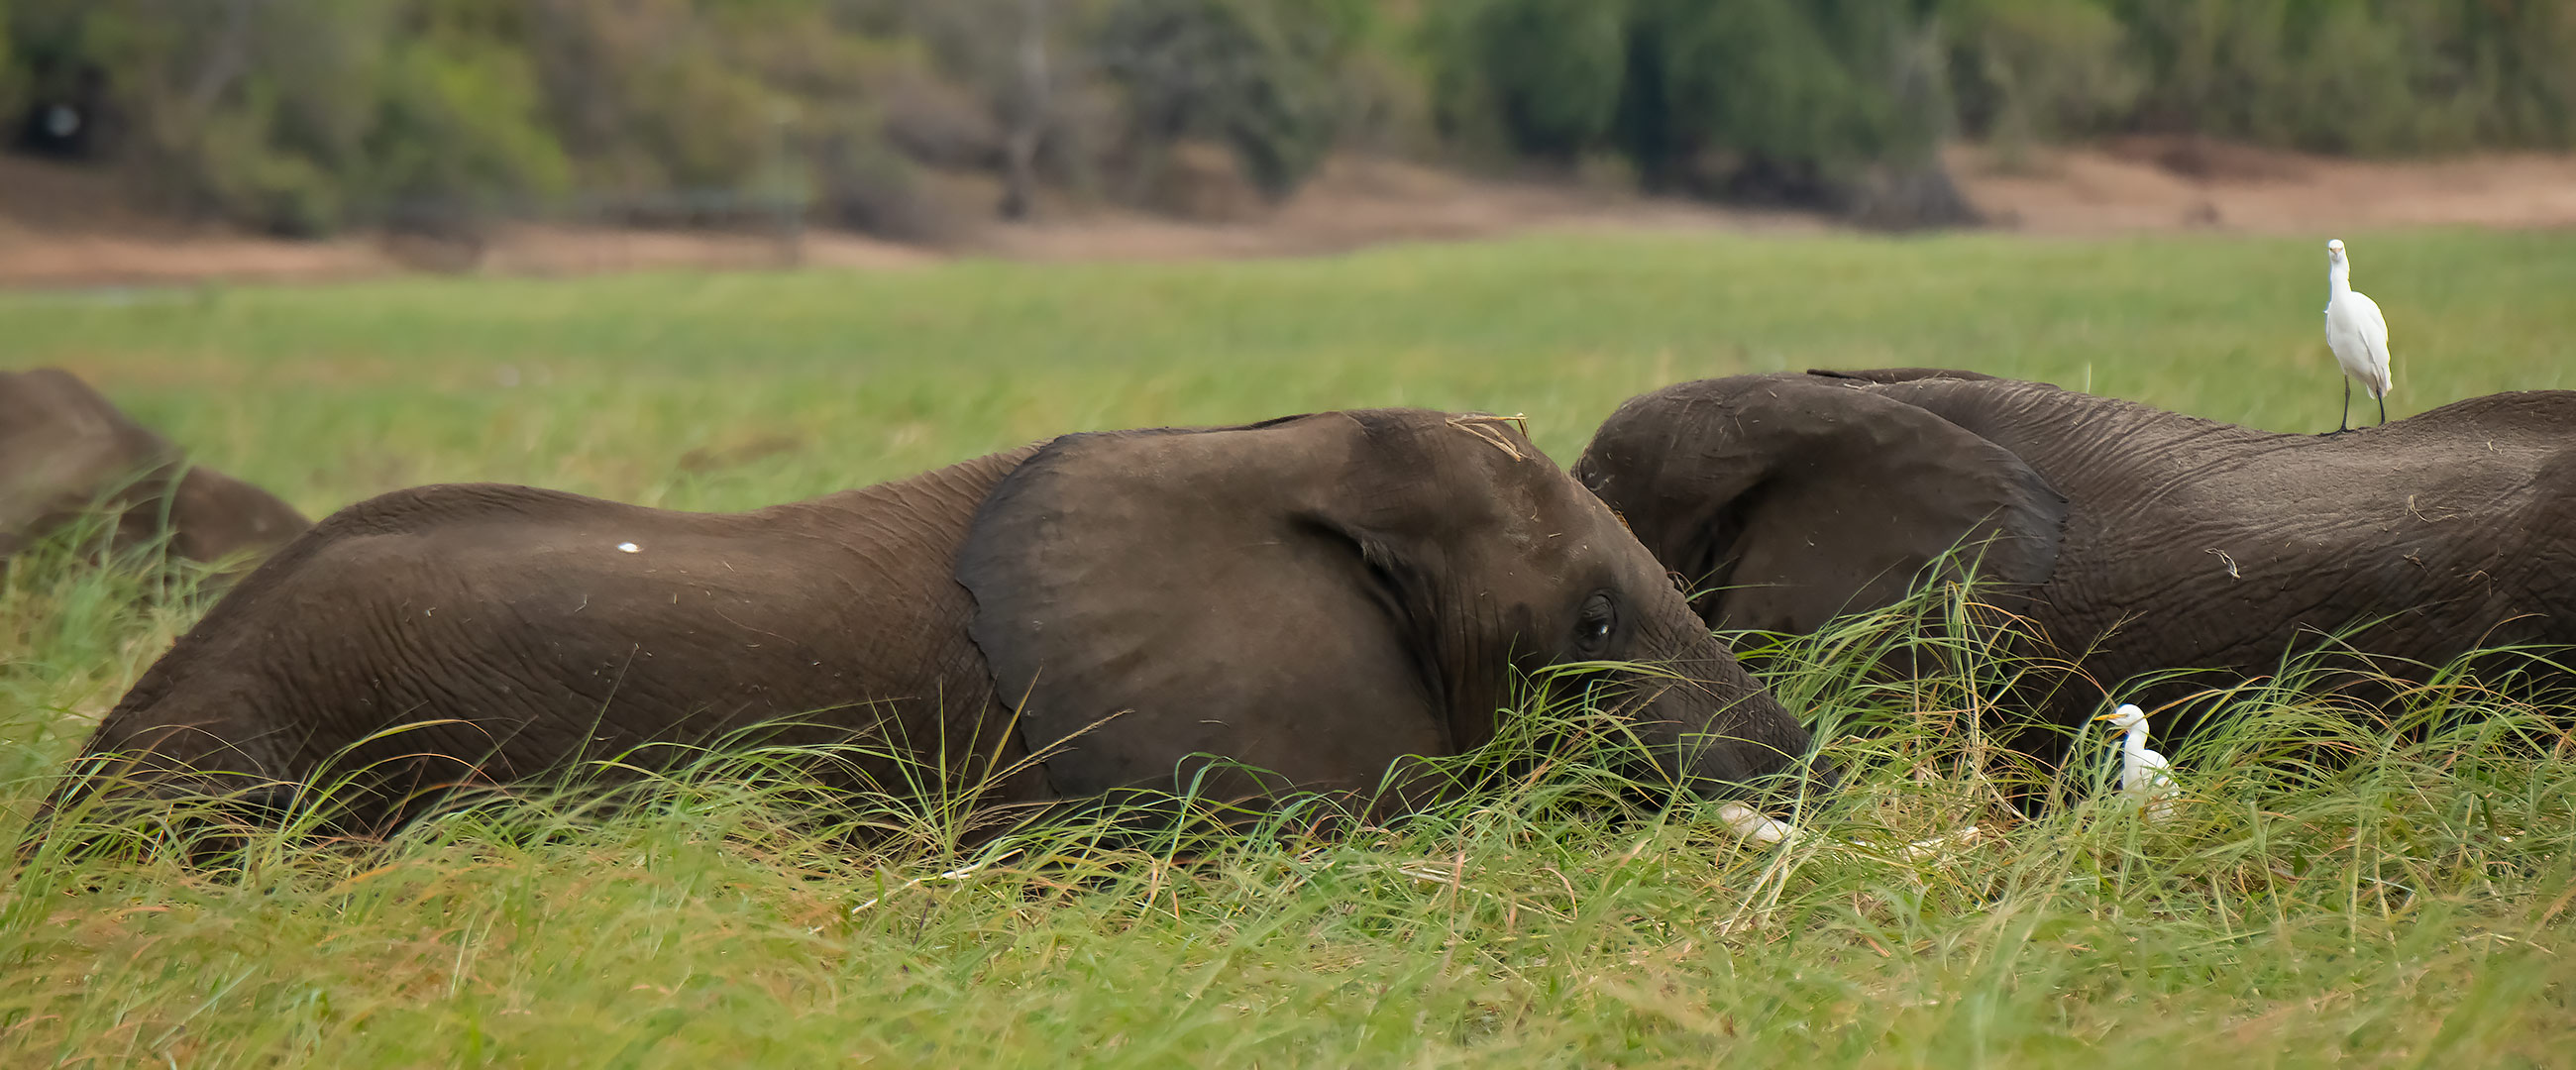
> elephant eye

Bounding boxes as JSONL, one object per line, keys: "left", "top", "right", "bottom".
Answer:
{"left": 1573, "top": 591, "right": 1617, "bottom": 656}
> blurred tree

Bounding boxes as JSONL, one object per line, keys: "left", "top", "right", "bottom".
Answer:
{"left": 4, "top": 0, "right": 2569, "bottom": 238}
{"left": 1423, "top": 0, "right": 1625, "bottom": 160}
{"left": 887, "top": 0, "right": 1096, "bottom": 220}
{"left": 1620, "top": 0, "right": 1970, "bottom": 224}
{"left": 6, "top": 0, "right": 567, "bottom": 235}
{"left": 0, "top": 0, "right": 18, "bottom": 143}
{"left": 1948, "top": 0, "right": 2141, "bottom": 164}
{"left": 526, "top": 0, "right": 779, "bottom": 197}
{"left": 2108, "top": 0, "right": 2576, "bottom": 154}
{"left": 1095, "top": 0, "right": 1369, "bottom": 200}
{"left": 369, "top": 2, "right": 574, "bottom": 233}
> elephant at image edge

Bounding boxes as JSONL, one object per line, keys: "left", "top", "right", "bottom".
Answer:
{"left": 71, "top": 408, "right": 1824, "bottom": 833}
{"left": 0, "top": 368, "right": 308, "bottom": 566}
{"left": 1572, "top": 369, "right": 2576, "bottom": 763}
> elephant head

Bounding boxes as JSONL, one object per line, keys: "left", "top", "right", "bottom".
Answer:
{"left": 959, "top": 409, "right": 1824, "bottom": 804}
{"left": 0, "top": 368, "right": 308, "bottom": 567}
{"left": 1572, "top": 373, "right": 2069, "bottom": 635}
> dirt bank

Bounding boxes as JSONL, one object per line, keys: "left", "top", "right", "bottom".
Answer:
{"left": 1949, "top": 137, "right": 2576, "bottom": 234}
{"left": 3, "top": 139, "right": 2570, "bottom": 288}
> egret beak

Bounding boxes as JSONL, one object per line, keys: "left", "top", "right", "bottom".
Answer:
{"left": 2091, "top": 712, "right": 2120, "bottom": 722}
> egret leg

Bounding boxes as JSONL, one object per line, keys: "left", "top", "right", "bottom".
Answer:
{"left": 2377, "top": 391, "right": 2387, "bottom": 426}
{"left": 2340, "top": 379, "right": 2352, "bottom": 433}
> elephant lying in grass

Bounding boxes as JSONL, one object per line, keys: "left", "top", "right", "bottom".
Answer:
{"left": 0, "top": 368, "right": 307, "bottom": 567}
{"left": 66, "top": 408, "right": 1823, "bottom": 836}
{"left": 1575, "top": 369, "right": 2576, "bottom": 758}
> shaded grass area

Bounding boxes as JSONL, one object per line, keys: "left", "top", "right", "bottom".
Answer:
{"left": 2, "top": 229, "right": 2574, "bottom": 1065}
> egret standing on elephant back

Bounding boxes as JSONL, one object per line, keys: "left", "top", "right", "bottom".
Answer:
{"left": 2323, "top": 238, "right": 2392, "bottom": 432}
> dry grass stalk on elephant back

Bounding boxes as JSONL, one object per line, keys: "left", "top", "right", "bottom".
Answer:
{"left": 1444, "top": 413, "right": 1533, "bottom": 462}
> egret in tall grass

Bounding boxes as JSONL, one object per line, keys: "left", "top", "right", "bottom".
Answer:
{"left": 2093, "top": 703, "right": 2177, "bottom": 822}
{"left": 1717, "top": 802, "right": 1798, "bottom": 846}
{"left": 2323, "top": 238, "right": 2393, "bottom": 432}
{"left": 1714, "top": 802, "right": 1983, "bottom": 859}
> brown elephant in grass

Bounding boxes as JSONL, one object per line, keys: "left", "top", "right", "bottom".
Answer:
{"left": 67, "top": 408, "right": 1824, "bottom": 835}
{"left": 1574, "top": 369, "right": 2576, "bottom": 761}
{"left": 0, "top": 368, "right": 307, "bottom": 566}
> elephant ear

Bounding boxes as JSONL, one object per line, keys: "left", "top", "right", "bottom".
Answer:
{"left": 1578, "top": 374, "right": 2067, "bottom": 634}
{"left": 956, "top": 413, "right": 1451, "bottom": 800}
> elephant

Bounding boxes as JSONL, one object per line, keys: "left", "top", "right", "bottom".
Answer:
{"left": 0, "top": 368, "right": 308, "bottom": 567}
{"left": 1572, "top": 368, "right": 2576, "bottom": 763}
{"left": 66, "top": 408, "right": 1824, "bottom": 836}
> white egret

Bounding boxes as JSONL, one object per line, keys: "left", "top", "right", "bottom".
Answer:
{"left": 1714, "top": 802, "right": 1983, "bottom": 860}
{"left": 2093, "top": 703, "right": 2177, "bottom": 822}
{"left": 2322, "top": 238, "right": 2393, "bottom": 432}
{"left": 1717, "top": 802, "right": 1799, "bottom": 846}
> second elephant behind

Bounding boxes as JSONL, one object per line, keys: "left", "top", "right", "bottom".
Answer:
{"left": 1575, "top": 369, "right": 2576, "bottom": 757}
{"left": 0, "top": 369, "right": 307, "bottom": 567}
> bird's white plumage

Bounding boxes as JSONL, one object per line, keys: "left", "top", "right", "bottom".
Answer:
{"left": 1716, "top": 802, "right": 1798, "bottom": 845}
{"left": 1713, "top": 802, "right": 1981, "bottom": 860}
{"left": 2094, "top": 703, "right": 2177, "bottom": 822}
{"left": 2323, "top": 239, "right": 2392, "bottom": 425}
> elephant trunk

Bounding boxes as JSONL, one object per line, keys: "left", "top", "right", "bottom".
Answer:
{"left": 1620, "top": 618, "right": 1835, "bottom": 803}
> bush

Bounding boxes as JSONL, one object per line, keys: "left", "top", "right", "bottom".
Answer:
{"left": 1424, "top": 0, "right": 1625, "bottom": 161}
{"left": 2109, "top": 0, "right": 2576, "bottom": 155}
{"left": 1948, "top": 0, "right": 2143, "bottom": 160}
{"left": 5, "top": 0, "right": 569, "bottom": 235}
{"left": 1421, "top": 0, "right": 1965, "bottom": 221}
{"left": 1632, "top": 0, "right": 1911, "bottom": 195}
{"left": 1096, "top": 0, "right": 1371, "bottom": 201}
{"left": 526, "top": 0, "right": 783, "bottom": 196}
{"left": 0, "top": 0, "right": 20, "bottom": 139}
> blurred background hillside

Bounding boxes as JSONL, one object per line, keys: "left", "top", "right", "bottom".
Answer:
{"left": 3, "top": 0, "right": 2574, "bottom": 276}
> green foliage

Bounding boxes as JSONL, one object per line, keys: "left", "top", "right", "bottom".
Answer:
{"left": 1417, "top": 0, "right": 2576, "bottom": 212}
{"left": 1, "top": 0, "right": 568, "bottom": 235}
{"left": 1631, "top": 0, "right": 1927, "bottom": 193}
{"left": 1096, "top": 0, "right": 1371, "bottom": 199}
{"left": 8, "top": 0, "right": 2573, "bottom": 235}
{"left": 0, "top": 0, "right": 18, "bottom": 129}
{"left": 1948, "top": 0, "right": 2142, "bottom": 158}
{"left": 1424, "top": 0, "right": 1625, "bottom": 160}
{"left": 2, "top": 229, "right": 2575, "bottom": 1063}
{"left": 1422, "top": 0, "right": 1958, "bottom": 213}
{"left": 2106, "top": 0, "right": 2576, "bottom": 154}
{"left": 367, "top": 19, "right": 573, "bottom": 219}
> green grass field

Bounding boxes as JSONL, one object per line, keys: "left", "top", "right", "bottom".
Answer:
{"left": 2, "top": 227, "right": 2573, "bottom": 1066}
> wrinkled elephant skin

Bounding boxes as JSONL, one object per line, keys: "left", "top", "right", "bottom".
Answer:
{"left": 74, "top": 409, "right": 1823, "bottom": 832}
{"left": 1576, "top": 369, "right": 2576, "bottom": 757}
